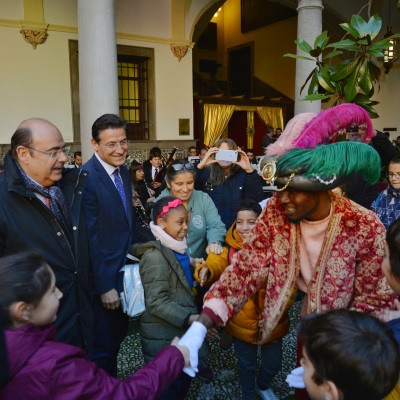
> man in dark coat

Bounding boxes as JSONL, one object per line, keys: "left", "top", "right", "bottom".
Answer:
{"left": 0, "top": 118, "right": 93, "bottom": 352}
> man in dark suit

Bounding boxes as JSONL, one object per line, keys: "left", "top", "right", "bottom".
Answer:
{"left": 82, "top": 114, "right": 138, "bottom": 376}
{"left": 143, "top": 150, "right": 165, "bottom": 198}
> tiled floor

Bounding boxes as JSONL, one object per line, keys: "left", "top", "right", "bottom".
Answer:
{"left": 118, "top": 300, "right": 301, "bottom": 400}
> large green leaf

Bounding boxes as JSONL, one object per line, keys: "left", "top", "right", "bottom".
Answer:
{"left": 301, "top": 94, "right": 332, "bottom": 101}
{"left": 352, "top": 93, "right": 373, "bottom": 105}
{"left": 301, "top": 68, "right": 318, "bottom": 94}
{"left": 332, "top": 80, "right": 344, "bottom": 98}
{"left": 322, "top": 50, "right": 343, "bottom": 60}
{"left": 330, "top": 58, "right": 361, "bottom": 81}
{"left": 351, "top": 14, "right": 369, "bottom": 38}
{"left": 367, "top": 48, "right": 385, "bottom": 57}
{"left": 339, "top": 22, "right": 360, "bottom": 39}
{"left": 317, "top": 66, "right": 335, "bottom": 92}
{"left": 369, "top": 60, "right": 382, "bottom": 82}
{"left": 309, "top": 47, "right": 322, "bottom": 57}
{"left": 295, "top": 39, "right": 312, "bottom": 54}
{"left": 345, "top": 62, "right": 363, "bottom": 102}
{"left": 366, "top": 14, "right": 382, "bottom": 40}
{"left": 358, "top": 61, "right": 374, "bottom": 96}
{"left": 327, "top": 39, "right": 360, "bottom": 52}
{"left": 283, "top": 53, "right": 315, "bottom": 61}
{"left": 313, "top": 31, "right": 329, "bottom": 50}
{"left": 360, "top": 103, "right": 379, "bottom": 119}
{"left": 306, "top": 69, "right": 321, "bottom": 95}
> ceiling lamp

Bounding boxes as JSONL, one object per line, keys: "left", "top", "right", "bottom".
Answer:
{"left": 382, "top": 0, "right": 398, "bottom": 74}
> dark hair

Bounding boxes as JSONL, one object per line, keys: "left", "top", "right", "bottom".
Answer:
{"left": 390, "top": 154, "right": 400, "bottom": 165}
{"left": 246, "top": 149, "right": 254, "bottom": 154}
{"left": 166, "top": 159, "right": 196, "bottom": 183}
{"left": 188, "top": 146, "right": 196, "bottom": 152}
{"left": 199, "top": 146, "right": 208, "bottom": 153}
{"left": 236, "top": 199, "right": 262, "bottom": 217}
{"left": 266, "top": 126, "right": 274, "bottom": 134}
{"left": 91, "top": 114, "right": 127, "bottom": 142}
{"left": 149, "top": 147, "right": 161, "bottom": 158}
{"left": 152, "top": 196, "right": 185, "bottom": 222}
{"left": 149, "top": 153, "right": 161, "bottom": 161}
{"left": 298, "top": 309, "right": 399, "bottom": 400}
{"left": 10, "top": 127, "right": 33, "bottom": 159}
{"left": 386, "top": 219, "right": 400, "bottom": 281}
{"left": 208, "top": 138, "right": 240, "bottom": 185}
{"left": 0, "top": 252, "right": 52, "bottom": 328}
{"left": 74, "top": 151, "right": 82, "bottom": 158}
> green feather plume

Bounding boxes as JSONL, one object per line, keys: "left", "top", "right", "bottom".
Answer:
{"left": 276, "top": 142, "right": 381, "bottom": 185}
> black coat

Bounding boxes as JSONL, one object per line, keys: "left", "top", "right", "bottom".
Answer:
{"left": 0, "top": 153, "right": 93, "bottom": 352}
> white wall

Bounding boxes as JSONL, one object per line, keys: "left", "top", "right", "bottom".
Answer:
{"left": 0, "top": 26, "right": 76, "bottom": 143}
{"left": 374, "top": 67, "right": 400, "bottom": 138}
{"left": 116, "top": 0, "right": 171, "bottom": 38}
{"left": 118, "top": 38, "right": 194, "bottom": 140}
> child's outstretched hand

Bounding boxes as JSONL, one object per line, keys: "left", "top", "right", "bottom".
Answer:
{"left": 376, "top": 299, "right": 400, "bottom": 322}
{"left": 198, "top": 266, "right": 209, "bottom": 287}
{"left": 171, "top": 337, "right": 190, "bottom": 368}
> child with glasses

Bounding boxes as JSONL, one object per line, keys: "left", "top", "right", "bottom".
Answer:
{"left": 129, "top": 196, "right": 209, "bottom": 399}
{"left": 372, "top": 154, "right": 400, "bottom": 228}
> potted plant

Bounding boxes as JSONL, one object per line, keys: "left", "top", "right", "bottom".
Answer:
{"left": 284, "top": 13, "right": 400, "bottom": 118}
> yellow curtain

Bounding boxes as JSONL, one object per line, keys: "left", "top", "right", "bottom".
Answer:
{"left": 256, "top": 107, "right": 284, "bottom": 130}
{"left": 203, "top": 104, "right": 235, "bottom": 147}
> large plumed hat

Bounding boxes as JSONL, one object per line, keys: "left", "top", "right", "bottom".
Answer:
{"left": 258, "top": 103, "right": 379, "bottom": 191}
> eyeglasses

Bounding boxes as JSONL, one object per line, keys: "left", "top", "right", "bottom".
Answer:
{"left": 346, "top": 125, "right": 359, "bottom": 133}
{"left": 27, "top": 146, "right": 71, "bottom": 159}
{"left": 388, "top": 172, "right": 400, "bottom": 180}
{"left": 99, "top": 139, "right": 130, "bottom": 150}
{"left": 171, "top": 163, "right": 195, "bottom": 171}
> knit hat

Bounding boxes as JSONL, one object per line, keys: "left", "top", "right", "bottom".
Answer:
{"left": 258, "top": 103, "right": 380, "bottom": 191}
{"left": 130, "top": 160, "right": 143, "bottom": 170}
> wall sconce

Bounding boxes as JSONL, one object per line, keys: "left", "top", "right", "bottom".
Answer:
{"left": 382, "top": 0, "right": 398, "bottom": 74}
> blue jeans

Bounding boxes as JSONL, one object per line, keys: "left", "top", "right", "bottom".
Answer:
{"left": 233, "top": 338, "right": 283, "bottom": 400}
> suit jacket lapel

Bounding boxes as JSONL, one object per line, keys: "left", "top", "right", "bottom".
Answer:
{"left": 92, "top": 155, "right": 130, "bottom": 225}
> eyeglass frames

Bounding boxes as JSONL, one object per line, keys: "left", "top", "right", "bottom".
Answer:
{"left": 99, "top": 139, "right": 130, "bottom": 150}
{"left": 26, "top": 146, "right": 71, "bottom": 159}
{"left": 388, "top": 172, "right": 400, "bottom": 180}
{"left": 170, "top": 163, "right": 195, "bottom": 171}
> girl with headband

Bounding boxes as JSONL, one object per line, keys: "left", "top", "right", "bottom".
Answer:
{"left": 129, "top": 196, "right": 209, "bottom": 399}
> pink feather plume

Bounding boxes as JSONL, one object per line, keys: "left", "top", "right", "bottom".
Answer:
{"left": 266, "top": 113, "right": 316, "bottom": 156}
{"left": 266, "top": 104, "right": 374, "bottom": 157}
{"left": 292, "top": 103, "right": 374, "bottom": 149}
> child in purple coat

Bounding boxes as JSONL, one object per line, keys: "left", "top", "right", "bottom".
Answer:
{"left": 0, "top": 251, "right": 190, "bottom": 400}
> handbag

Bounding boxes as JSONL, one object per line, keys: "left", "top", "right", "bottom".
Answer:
{"left": 120, "top": 254, "right": 146, "bottom": 317}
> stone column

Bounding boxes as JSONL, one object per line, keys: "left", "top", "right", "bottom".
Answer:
{"left": 78, "top": 0, "right": 119, "bottom": 161}
{"left": 295, "top": 0, "right": 324, "bottom": 115}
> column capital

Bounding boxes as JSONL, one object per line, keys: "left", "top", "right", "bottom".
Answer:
{"left": 297, "top": 0, "right": 324, "bottom": 12}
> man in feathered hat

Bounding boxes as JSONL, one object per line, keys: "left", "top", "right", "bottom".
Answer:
{"left": 177, "top": 104, "right": 396, "bottom": 400}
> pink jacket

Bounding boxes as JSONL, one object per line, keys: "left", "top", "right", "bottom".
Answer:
{"left": 1, "top": 323, "right": 184, "bottom": 400}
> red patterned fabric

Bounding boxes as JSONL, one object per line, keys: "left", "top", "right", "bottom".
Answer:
{"left": 204, "top": 192, "right": 396, "bottom": 344}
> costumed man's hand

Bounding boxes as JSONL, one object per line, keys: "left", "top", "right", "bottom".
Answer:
{"left": 376, "top": 298, "right": 400, "bottom": 322}
{"left": 178, "top": 321, "right": 207, "bottom": 377}
{"left": 101, "top": 288, "right": 120, "bottom": 310}
{"left": 286, "top": 366, "right": 305, "bottom": 388}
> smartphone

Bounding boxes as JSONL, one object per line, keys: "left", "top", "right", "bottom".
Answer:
{"left": 215, "top": 149, "right": 238, "bottom": 162}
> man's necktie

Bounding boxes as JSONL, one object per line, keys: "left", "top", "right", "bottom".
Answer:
{"left": 154, "top": 168, "right": 158, "bottom": 181}
{"left": 112, "top": 169, "right": 127, "bottom": 215}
